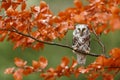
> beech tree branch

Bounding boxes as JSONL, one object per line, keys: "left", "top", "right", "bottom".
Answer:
{"left": 0, "top": 28, "right": 104, "bottom": 57}
{"left": 92, "top": 26, "right": 106, "bottom": 54}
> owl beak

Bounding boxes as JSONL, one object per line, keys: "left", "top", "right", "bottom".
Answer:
{"left": 78, "top": 29, "right": 83, "bottom": 36}
{"left": 80, "top": 32, "right": 83, "bottom": 36}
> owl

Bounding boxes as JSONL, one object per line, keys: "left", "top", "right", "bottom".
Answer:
{"left": 72, "top": 24, "right": 90, "bottom": 65}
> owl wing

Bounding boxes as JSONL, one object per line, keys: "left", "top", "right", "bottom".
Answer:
{"left": 72, "top": 36, "right": 78, "bottom": 45}
{"left": 72, "top": 35, "right": 81, "bottom": 50}
{"left": 83, "top": 34, "right": 90, "bottom": 52}
{"left": 72, "top": 35, "right": 86, "bottom": 65}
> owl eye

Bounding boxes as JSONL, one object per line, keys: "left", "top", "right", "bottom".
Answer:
{"left": 78, "top": 28, "right": 80, "bottom": 30}
{"left": 82, "top": 28, "right": 86, "bottom": 32}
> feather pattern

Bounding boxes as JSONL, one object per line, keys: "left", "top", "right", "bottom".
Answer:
{"left": 72, "top": 24, "right": 90, "bottom": 65}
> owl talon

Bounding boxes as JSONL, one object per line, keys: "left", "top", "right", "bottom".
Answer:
{"left": 72, "top": 46, "right": 77, "bottom": 50}
{"left": 73, "top": 47, "right": 77, "bottom": 50}
{"left": 85, "top": 50, "right": 90, "bottom": 53}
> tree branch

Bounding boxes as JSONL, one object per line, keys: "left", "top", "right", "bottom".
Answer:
{"left": 92, "top": 26, "right": 106, "bottom": 54}
{"left": 0, "top": 28, "right": 104, "bottom": 57}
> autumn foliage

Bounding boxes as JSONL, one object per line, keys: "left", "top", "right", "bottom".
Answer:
{"left": 0, "top": 0, "right": 120, "bottom": 80}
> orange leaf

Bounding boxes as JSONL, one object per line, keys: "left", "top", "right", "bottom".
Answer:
{"left": 41, "top": 73, "right": 55, "bottom": 80}
{"left": 11, "top": 2, "right": 20, "bottom": 10}
{"left": 1, "top": 2, "right": 11, "bottom": 10}
{"left": 32, "top": 42, "right": 44, "bottom": 50}
{"left": 31, "top": 31, "right": 40, "bottom": 38}
{"left": 0, "top": 20, "right": 3, "bottom": 28}
{"left": 47, "top": 68, "right": 55, "bottom": 73}
{"left": 39, "top": 56, "right": 48, "bottom": 69}
{"left": 73, "top": 14, "right": 85, "bottom": 23}
{"left": 110, "top": 17, "right": 120, "bottom": 31}
{"left": 109, "top": 48, "right": 120, "bottom": 58}
{"left": 13, "top": 69, "right": 23, "bottom": 80}
{"left": 74, "top": 0, "right": 83, "bottom": 8}
{"left": 71, "top": 58, "right": 77, "bottom": 68}
{"left": 94, "top": 56, "right": 108, "bottom": 66}
{"left": 41, "top": 68, "right": 56, "bottom": 80}
{"left": 17, "top": 0, "right": 24, "bottom": 3}
{"left": 4, "top": 67, "right": 15, "bottom": 74}
{"left": 111, "top": 6, "right": 120, "bottom": 14}
{"left": 40, "top": 1, "right": 47, "bottom": 9}
{"left": 88, "top": 72, "right": 99, "bottom": 80}
{"left": 13, "top": 41, "right": 22, "bottom": 49}
{"left": 31, "top": 6, "right": 40, "bottom": 13}
{"left": 56, "top": 24, "right": 68, "bottom": 34}
{"left": 102, "top": 73, "right": 114, "bottom": 80}
{"left": 32, "top": 60, "right": 40, "bottom": 69}
{"left": 96, "top": 24, "right": 107, "bottom": 34}
{"left": 6, "top": 8, "right": 18, "bottom": 16}
{"left": 23, "top": 67, "right": 33, "bottom": 75}
{"left": 74, "top": 67, "right": 87, "bottom": 78}
{"left": 21, "top": 1, "right": 26, "bottom": 11}
{"left": 14, "top": 57, "right": 27, "bottom": 67}
{"left": 48, "top": 32, "right": 57, "bottom": 40}
{"left": 74, "top": 70, "right": 80, "bottom": 78}
{"left": 40, "top": 1, "right": 49, "bottom": 13}
{"left": 0, "top": 32, "right": 7, "bottom": 42}
{"left": 78, "top": 67, "right": 88, "bottom": 74}
{"left": 60, "top": 57, "right": 69, "bottom": 67}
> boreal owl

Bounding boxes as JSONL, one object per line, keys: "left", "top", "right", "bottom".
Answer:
{"left": 72, "top": 24, "right": 90, "bottom": 65}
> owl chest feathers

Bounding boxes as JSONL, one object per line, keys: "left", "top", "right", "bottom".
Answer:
{"left": 72, "top": 24, "right": 90, "bottom": 53}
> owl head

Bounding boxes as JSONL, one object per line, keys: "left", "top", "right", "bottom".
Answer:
{"left": 73, "top": 24, "right": 89, "bottom": 37}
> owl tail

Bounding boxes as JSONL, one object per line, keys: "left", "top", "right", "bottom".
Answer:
{"left": 76, "top": 53, "right": 86, "bottom": 65}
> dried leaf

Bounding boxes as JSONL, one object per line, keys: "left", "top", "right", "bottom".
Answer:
{"left": 110, "top": 17, "right": 120, "bottom": 31}
{"left": 96, "top": 24, "right": 107, "bottom": 34}
{"left": 17, "top": 0, "right": 24, "bottom": 3}
{"left": 94, "top": 56, "right": 108, "bottom": 66}
{"left": 60, "top": 57, "right": 69, "bottom": 67}
{"left": 0, "top": 32, "right": 7, "bottom": 42}
{"left": 71, "top": 58, "right": 77, "bottom": 68}
{"left": 23, "top": 67, "right": 33, "bottom": 75}
{"left": 32, "top": 60, "right": 40, "bottom": 69}
{"left": 78, "top": 67, "right": 88, "bottom": 74}
{"left": 111, "top": 6, "right": 120, "bottom": 14}
{"left": 40, "top": 1, "right": 49, "bottom": 13}
{"left": 4, "top": 67, "right": 15, "bottom": 74}
{"left": 31, "top": 6, "right": 40, "bottom": 13}
{"left": 13, "top": 69, "right": 23, "bottom": 80}
{"left": 88, "top": 73, "right": 99, "bottom": 80}
{"left": 73, "top": 14, "right": 85, "bottom": 23}
{"left": 21, "top": 1, "right": 26, "bottom": 11}
{"left": 14, "top": 57, "right": 27, "bottom": 67}
{"left": 32, "top": 42, "right": 44, "bottom": 50}
{"left": 12, "top": 2, "right": 20, "bottom": 10}
{"left": 39, "top": 56, "right": 48, "bottom": 69}
{"left": 74, "top": 0, "right": 83, "bottom": 8}
{"left": 102, "top": 73, "right": 114, "bottom": 80}
{"left": 109, "top": 48, "right": 120, "bottom": 58}
{"left": 1, "top": 2, "right": 11, "bottom": 10}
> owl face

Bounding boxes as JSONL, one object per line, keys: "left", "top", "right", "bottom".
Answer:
{"left": 75, "top": 24, "right": 89, "bottom": 37}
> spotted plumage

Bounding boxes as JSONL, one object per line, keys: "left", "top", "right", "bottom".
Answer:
{"left": 72, "top": 24, "right": 90, "bottom": 65}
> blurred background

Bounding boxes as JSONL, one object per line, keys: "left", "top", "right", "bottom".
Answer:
{"left": 0, "top": 0, "right": 120, "bottom": 80}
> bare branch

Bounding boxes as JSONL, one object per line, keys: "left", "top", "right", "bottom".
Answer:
{"left": 0, "top": 28, "right": 104, "bottom": 57}
{"left": 92, "top": 26, "right": 106, "bottom": 54}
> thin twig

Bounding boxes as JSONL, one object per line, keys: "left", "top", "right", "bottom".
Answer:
{"left": 92, "top": 26, "right": 105, "bottom": 54}
{"left": 0, "top": 28, "right": 104, "bottom": 57}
